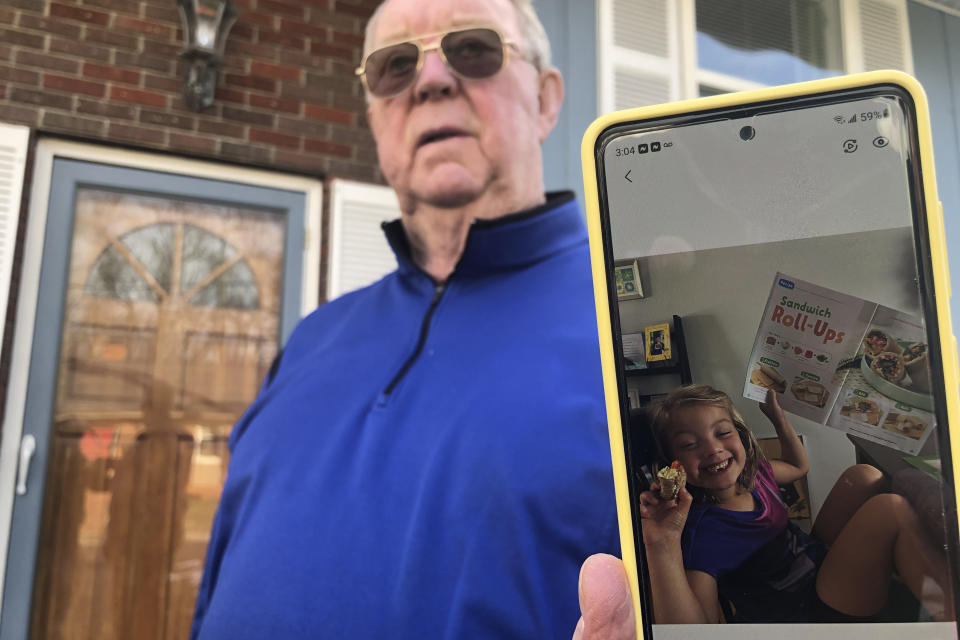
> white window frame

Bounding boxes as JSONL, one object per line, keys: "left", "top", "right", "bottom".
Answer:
{"left": 911, "top": 0, "right": 960, "bottom": 18}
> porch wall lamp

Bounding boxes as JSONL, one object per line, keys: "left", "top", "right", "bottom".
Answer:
{"left": 177, "top": 0, "right": 239, "bottom": 112}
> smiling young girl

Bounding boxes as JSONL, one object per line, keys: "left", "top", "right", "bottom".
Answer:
{"left": 638, "top": 384, "right": 953, "bottom": 624}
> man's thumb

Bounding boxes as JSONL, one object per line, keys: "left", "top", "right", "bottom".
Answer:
{"left": 573, "top": 554, "right": 636, "bottom": 640}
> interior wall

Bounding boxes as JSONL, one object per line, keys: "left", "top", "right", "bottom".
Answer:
{"left": 617, "top": 226, "right": 920, "bottom": 517}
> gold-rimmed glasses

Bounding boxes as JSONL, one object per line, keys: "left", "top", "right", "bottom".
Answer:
{"left": 356, "top": 27, "right": 526, "bottom": 98}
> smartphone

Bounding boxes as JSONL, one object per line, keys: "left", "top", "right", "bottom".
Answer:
{"left": 582, "top": 71, "right": 960, "bottom": 639}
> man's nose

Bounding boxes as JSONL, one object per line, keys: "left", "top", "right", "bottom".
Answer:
{"left": 413, "top": 48, "right": 457, "bottom": 102}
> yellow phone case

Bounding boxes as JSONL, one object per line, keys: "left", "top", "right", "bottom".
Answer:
{"left": 580, "top": 70, "right": 959, "bottom": 637}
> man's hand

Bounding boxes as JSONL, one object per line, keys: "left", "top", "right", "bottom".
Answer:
{"left": 572, "top": 554, "right": 636, "bottom": 640}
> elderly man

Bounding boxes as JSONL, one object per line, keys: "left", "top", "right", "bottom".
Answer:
{"left": 191, "top": 0, "right": 619, "bottom": 637}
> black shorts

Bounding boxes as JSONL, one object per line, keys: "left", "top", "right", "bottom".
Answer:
{"left": 723, "top": 581, "right": 877, "bottom": 623}
{"left": 807, "top": 589, "right": 877, "bottom": 623}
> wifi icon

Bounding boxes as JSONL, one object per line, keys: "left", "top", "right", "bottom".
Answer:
{"left": 833, "top": 115, "right": 846, "bottom": 124}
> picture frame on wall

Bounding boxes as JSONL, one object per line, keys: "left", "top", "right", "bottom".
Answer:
{"left": 622, "top": 332, "right": 646, "bottom": 370}
{"left": 614, "top": 259, "right": 643, "bottom": 300}
{"left": 644, "top": 322, "right": 671, "bottom": 362}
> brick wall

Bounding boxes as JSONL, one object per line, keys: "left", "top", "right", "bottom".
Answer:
{"left": 0, "top": 0, "right": 382, "bottom": 183}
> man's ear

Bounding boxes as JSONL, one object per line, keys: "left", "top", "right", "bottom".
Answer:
{"left": 537, "top": 68, "right": 564, "bottom": 143}
{"left": 367, "top": 105, "right": 380, "bottom": 139}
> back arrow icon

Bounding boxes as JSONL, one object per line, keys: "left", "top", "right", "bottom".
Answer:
{"left": 625, "top": 170, "right": 632, "bottom": 182}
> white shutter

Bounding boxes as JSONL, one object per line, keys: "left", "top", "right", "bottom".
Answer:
{"left": 613, "top": 0, "right": 670, "bottom": 54}
{"left": 327, "top": 179, "right": 400, "bottom": 300}
{"left": 0, "top": 124, "right": 29, "bottom": 352}
{"left": 613, "top": 69, "right": 673, "bottom": 110}
{"left": 598, "top": 0, "right": 680, "bottom": 112}
{"left": 844, "top": 0, "right": 914, "bottom": 74}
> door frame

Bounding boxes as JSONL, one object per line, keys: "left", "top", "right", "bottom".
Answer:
{"left": 0, "top": 139, "right": 323, "bottom": 626}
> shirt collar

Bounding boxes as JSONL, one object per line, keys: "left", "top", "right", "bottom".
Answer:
{"left": 382, "top": 191, "right": 584, "bottom": 281}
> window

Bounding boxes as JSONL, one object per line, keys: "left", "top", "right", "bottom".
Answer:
{"left": 85, "top": 221, "right": 260, "bottom": 310}
{"left": 695, "top": 0, "right": 844, "bottom": 91}
{"left": 598, "top": 0, "right": 913, "bottom": 112}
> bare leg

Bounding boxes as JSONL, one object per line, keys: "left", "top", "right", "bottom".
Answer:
{"left": 813, "top": 464, "right": 887, "bottom": 546}
{"left": 816, "top": 493, "right": 953, "bottom": 620}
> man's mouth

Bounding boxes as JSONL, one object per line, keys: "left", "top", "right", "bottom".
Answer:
{"left": 703, "top": 459, "right": 731, "bottom": 474}
{"left": 418, "top": 128, "right": 468, "bottom": 147}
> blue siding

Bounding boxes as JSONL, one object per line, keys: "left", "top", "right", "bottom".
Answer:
{"left": 909, "top": 2, "right": 960, "bottom": 338}
{"left": 537, "top": 0, "right": 598, "bottom": 209}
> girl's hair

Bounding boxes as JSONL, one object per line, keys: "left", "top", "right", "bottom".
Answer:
{"left": 649, "top": 384, "right": 765, "bottom": 501}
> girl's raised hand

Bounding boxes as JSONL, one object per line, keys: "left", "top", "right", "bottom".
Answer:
{"left": 637, "top": 484, "right": 692, "bottom": 552}
{"left": 759, "top": 388, "right": 787, "bottom": 425}
{"left": 760, "top": 387, "right": 811, "bottom": 480}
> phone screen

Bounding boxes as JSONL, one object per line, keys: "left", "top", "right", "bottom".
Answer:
{"left": 594, "top": 85, "right": 958, "bottom": 639}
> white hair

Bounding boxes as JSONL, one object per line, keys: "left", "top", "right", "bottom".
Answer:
{"left": 362, "top": 0, "right": 553, "bottom": 71}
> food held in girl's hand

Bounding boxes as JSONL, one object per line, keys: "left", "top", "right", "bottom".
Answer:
{"left": 657, "top": 461, "right": 686, "bottom": 501}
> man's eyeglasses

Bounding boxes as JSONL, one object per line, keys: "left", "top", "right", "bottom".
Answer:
{"left": 356, "top": 27, "right": 525, "bottom": 98}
